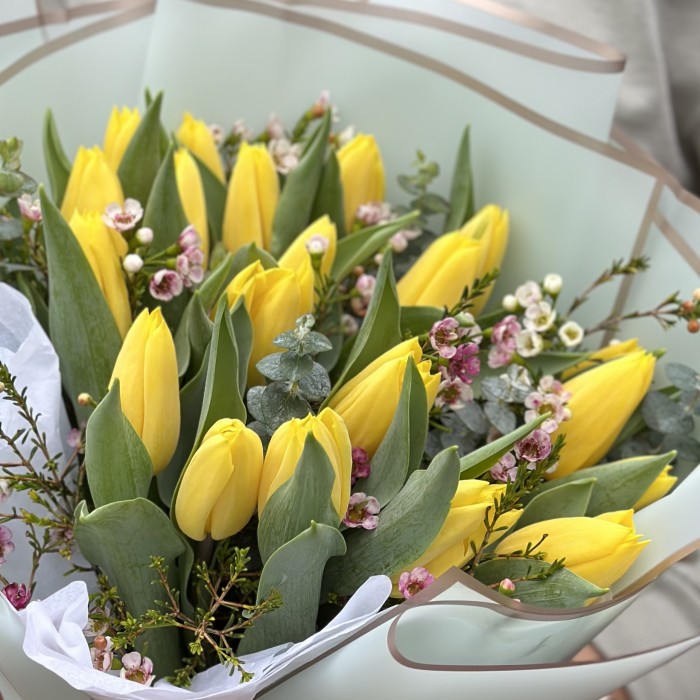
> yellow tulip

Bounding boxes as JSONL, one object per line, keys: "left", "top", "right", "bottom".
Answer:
{"left": 69, "top": 211, "right": 131, "bottom": 339}
{"left": 110, "top": 308, "right": 180, "bottom": 474}
{"left": 258, "top": 408, "right": 352, "bottom": 518}
{"left": 396, "top": 205, "right": 509, "bottom": 310}
{"left": 222, "top": 142, "right": 279, "bottom": 254}
{"left": 561, "top": 338, "right": 641, "bottom": 380}
{"left": 392, "top": 480, "right": 520, "bottom": 585}
{"left": 278, "top": 215, "right": 337, "bottom": 309}
{"left": 633, "top": 465, "right": 677, "bottom": 510}
{"left": 327, "top": 338, "right": 441, "bottom": 456}
{"left": 495, "top": 510, "right": 649, "bottom": 589}
{"left": 175, "top": 419, "right": 263, "bottom": 540}
{"left": 337, "top": 134, "right": 385, "bottom": 231}
{"left": 174, "top": 147, "right": 209, "bottom": 262}
{"left": 103, "top": 106, "right": 141, "bottom": 170}
{"left": 548, "top": 350, "right": 656, "bottom": 478}
{"left": 176, "top": 112, "right": 225, "bottom": 183}
{"left": 224, "top": 261, "right": 312, "bottom": 385}
{"left": 61, "top": 146, "right": 124, "bottom": 222}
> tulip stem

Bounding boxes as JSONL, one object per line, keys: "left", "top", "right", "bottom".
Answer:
{"left": 196, "top": 535, "right": 215, "bottom": 567}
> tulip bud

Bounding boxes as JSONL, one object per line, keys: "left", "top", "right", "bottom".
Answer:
{"left": 337, "top": 134, "right": 385, "bottom": 231}
{"left": 549, "top": 349, "right": 655, "bottom": 478}
{"left": 633, "top": 465, "right": 677, "bottom": 510}
{"left": 175, "top": 419, "right": 263, "bottom": 540}
{"left": 396, "top": 205, "right": 509, "bottom": 311}
{"left": 69, "top": 211, "right": 132, "bottom": 339}
{"left": 495, "top": 510, "right": 649, "bottom": 589}
{"left": 222, "top": 142, "right": 279, "bottom": 254}
{"left": 176, "top": 112, "right": 225, "bottom": 183}
{"left": 561, "top": 338, "right": 640, "bottom": 380}
{"left": 61, "top": 146, "right": 124, "bottom": 222}
{"left": 109, "top": 308, "right": 180, "bottom": 474}
{"left": 327, "top": 338, "right": 441, "bottom": 457}
{"left": 224, "top": 261, "right": 312, "bottom": 385}
{"left": 174, "top": 147, "right": 209, "bottom": 263}
{"left": 103, "top": 106, "right": 141, "bottom": 170}
{"left": 258, "top": 408, "right": 352, "bottom": 519}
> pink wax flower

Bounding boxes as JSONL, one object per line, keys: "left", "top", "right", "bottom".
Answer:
{"left": 178, "top": 224, "right": 201, "bottom": 251}
{"left": 2, "top": 582, "right": 31, "bottom": 610}
{"left": 0, "top": 524, "right": 15, "bottom": 564}
{"left": 514, "top": 429, "right": 552, "bottom": 462}
{"left": 91, "top": 635, "right": 114, "bottom": 672}
{"left": 435, "top": 378, "right": 474, "bottom": 410}
{"left": 351, "top": 447, "right": 371, "bottom": 485}
{"left": 429, "top": 317, "right": 462, "bottom": 359}
{"left": 18, "top": 194, "right": 42, "bottom": 222}
{"left": 343, "top": 493, "right": 380, "bottom": 530}
{"left": 490, "top": 452, "right": 518, "bottom": 482}
{"left": 102, "top": 199, "right": 143, "bottom": 232}
{"left": 120, "top": 651, "right": 155, "bottom": 686}
{"left": 446, "top": 342, "right": 481, "bottom": 383}
{"left": 398, "top": 567, "right": 435, "bottom": 600}
{"left": 149, "top": 269, "right": 184, "bottom": 302}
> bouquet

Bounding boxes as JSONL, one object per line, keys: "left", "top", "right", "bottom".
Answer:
{"left": 1, "top": 87, "right": 700, "bottom": 700}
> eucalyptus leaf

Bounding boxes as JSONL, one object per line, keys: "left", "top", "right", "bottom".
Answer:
{"left": 665, "top": 362, "right": 700, "bottom": 391}
{"left": 279, "top": 352, "right": 315, "bottom": 381}
{"left": 85, "top": 381, "right": 152, "bottom": 508}
{"left": 513, "top": 480, "right": 595, "bottom": 531}
{"left": 42, "top": 110, "right": 71, "bottom": 206}
{"left": 443, "top": 125, "right": 474, "bottom": 233}
{"left": 483, "top": 400, "right": 517, "bottom": 435}
{"left": 641, "top": 391, "right": 694, "bottom": 435}
{"left": 323, "top": 447, "right": 460, "bottom": 596}
{"left": 258, "top": 433, "right": 339, "bottom": 562}
{"left": 238, "top": 522, "right": 346, "bottom": 655}
{"left": 246, "top": 386, "right": 265, "bottom": 423}
{"left": 297, "top": 363, "right": 332, "bottom": 401}
{"left": 0, "top": 217, "right": 22, "bottom": 241}
{"left": 454, "top": 401, "right": 491, "bottom": 435}
{"left": 260, "top": 382, "right": 311, "bottom": 431}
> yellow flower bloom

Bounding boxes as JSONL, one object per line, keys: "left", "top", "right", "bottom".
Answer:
{"left": 222, "top": 142, "right": 279, "bottom": 254}
{"left": 495, "top": 510, "right": 649, "bottom": 589}
{"left": 61, "top": 146, "right": 124, "bottom": 222}
{"left": 176, "top": 112, "right": 225, "bottom": 182}
{"left": 174, "top": 147, "right": 209, "bottom": 262}
{"left": 396, "top": 205, "right": 509, "bottom": 310}
{"left": 175, "top": 419, "right": 263, "bottom": 540}
{"left": 103, "top": 106, "right": 141, "bottom": 170}
{"left": 328, "top": 338, "right": 441, "bottom": 456}
{"left": 392, "top": 480, "right": 520, "bottom": 586}
{"left": 110, "top": 308, "right": 180, "bottom": 474}
{"left": 258, "top": 408, "right": 352, "bottom": 519}
{"left": 633, "top": 465, "right": 677, "bottom": 510}
{"left": 224, "top": 261, "right": 312, "bottom": 385}
{"left": 549, "top": 350, "right": 656, "bottom": 478}
{"left": 69, "top": 211, "right": 131, "bottom": 339}
{"left": 278, "top": 215, "right": 337, "bottom": 309}
{"left": 337, "top": 134, "right": 385, "bottom": 231}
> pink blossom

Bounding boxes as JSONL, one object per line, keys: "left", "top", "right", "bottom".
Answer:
{"left": 343, "top": 493, "right": 380, "bottom": 530}
{"left": 66, "top": 428, "right": 82, "bottom": 449}
{"left": 447, "top": 343, "right": 481, "bottom": 383}
{"left": 398, "top": 567, "right": 435, "bottom": 599}
{"left": 268, "top": 138, "right": 303, "bottom": 175}
{"left": 490, "top": 452, "right": 518, "bottom": 482}
{"left": 120, "top": 651, "right": 155, "bottom": 686}
{"left": 91, "top": 635, "right": 114, "bottom": 672}
{"left": 232, "top": 119, "right": 253, "bottom": 141}
{"left": 514, "top": 280, "right": 542, "bottom": 307}
{"left": 487, "top": 345, "right": 514, "bottom": 369}
{"left": 429, "top": 317, "right": 462, "bottom": 358}
{"left": 340, "top": 314, "right": 359, "bottom": 336}
{"left": 435, "top": 378, "right": 474, "bottom": 410}
{"left": 208, "top": 124, "right": 225, "bottom": 145}
{"left": 498, "top": 578, "right": 517, "bottom": 596}
{"left": 514, "top": 429, "right": 552, "bottom": 462}
{"left": 18, "top": 194, "right": 42, "bottom": 222}
{"left": 178, "top": 225, "right": 201, "bottom": 251}
{"left": 102, "top": 199, "right": 143, "bottom": 232}
{"left": 351, "top": 447, "right": 371, "bottom": 485}
{"left": 355, "top": 274, "right": 376, "bottom": 303}
{"left": 266, "top": 113, "right": 285, "bottom": 140}
{"left": 149, "top": 269, "right": 184, "bottom": 302}
{"left": 176, "top": 247, "right": 205, "bottom": 288}
{"left": 2, "top": 582, "right": 30, "bottom": 610}
{"left": 523, "top": 301, "right": 556, "bottom": 333}
{"left": 0, "top": 524, "right": 14, "bottom": 564}
{"left": 515, "top": 329, "right": 543, "bottom": 358}
{"left": 355, "top": 202, "right": 392, "bottom": 227}
{"left": 491, "top": 315, "right": 521, "bottom": 351}
{"left": 0, "top": 478, "right": 11, "bottom": 503}
{"left": 305, "top": 234, "right": 330, "bottom": 255}
{"left": 389, "top": 231, "right": 409, "bottom": 253}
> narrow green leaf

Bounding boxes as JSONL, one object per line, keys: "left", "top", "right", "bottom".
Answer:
{"left": 324, "top": 251, "right": 402, "bottom": 406}
{"left": 324, "top": 447, "right": 460, "bottom": 596}
{"left": 73, "top": 498, "right": 185, "bottom": 674}
{"left": 192, "top": 152, "right": 226, "bottom": 246}
{"left": 142, "top": 143, "right": 188, "bottom": 252}
{"left": 238, "top": 522, "right": 346, "bottom": 655}
{"left": 230, "top": 299, "right": 253, "bottom": 395}
{"left": 40, "top": 187, "right": 122, "bottom": 420}
{"left": 258, "top": 433, "right": 339, "bottom": 562}
{"left": 358, "top": 359, "right": 428, "bottom": 506}
{"left": 42, "top": 110, "right": 71, "bottom": 206}
{"left": 310, "top": 149, "right": 346, "bottom": 238}
{"left": 459, "top": 413, "right": 550, "bottom": 479}
{"left": 443, "top": 125, "right": 474, "bottom": 233}
{"left": 400, "top": 305, "right": 443, "bottom": 337}
{"left": 528, "top": 351, "right": 591, "bottom": 377}
{"left": 15, "top": 273, "right": 49, "bottom": 337}
{"left": 331, "top": 211, "right": 420, "bottom": 282}
{"left": 173, "top": 292, "right": 213, "bottom": 379}
{"left": 271, "top": 111, "right": 332, "bottom": 258}
{"left": 197, "top": 253, "right": 235, "bottom": 313}
{"left": 473, "top": 558, "right": 607, "bottom": 608}
{"left": 118, "top": 92, "right": 164, "bottom": 204}
{"left": 85, "top": 381, "right": 152, "bottom": 508}
{"left": 513, "top": 480, "right": 595, "bottom": 531}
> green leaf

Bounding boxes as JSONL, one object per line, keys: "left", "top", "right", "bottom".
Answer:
{"left": 459, "top": 413, "right": 550, "bottom": 479}
{"left": 142, "top": 143, "right": 188, "bottom": 252}
{"left": 73, "top": 498, "right": 185, "bottom": 674}
{"left": 42, "top": 110, "right": 71, "bottom": 206}
{"left": 192, "top": 152, "right": 226, "bottom": 246}
{"left": 238, "top": 522, "right": 346, "bottom": 655}
{"left": 323, "top": 447, "right": 460, "bottom": 596}
{"left": 230, "top": 299, "right": 253, "bottom": 395}
{"left": 473, "top": 558, "right": 607, "bottom": 608}
{"left": 527, "top": 351, "right": 591, "bottom": 377}
{"left": 530, "top": 451, "right": 676, "bottom": 516}
{"left": 258, "top": 433, "right": 339, "bottom": 562}
{"left": 513, "top": 480, "right": 594, "bottom": 531}
{"left": 310, "top": 149, "right": 346, "bottom": 238}
{"left": 324, "top": 251, "right": 402, "bottom": 406}
{"left": 400, "top": 305, "right": 444, "bottom": 336}
{"left": 40, "top": 187, "right": 122, "bottom": 420}
{"left": 443, "top": 125, "right": 474, "bottom": 233}
{"left": 173, "top": 292, "right": 213, "bottom": 379}
{"left": 15, "top": 273, "right": 49, "bottom": 337}
{"left": 197, "top": 253, "right": 235, "bottom": 313}
{"left": 117, "top": 92, "right": 164, "bottom": 204}
{"left": 85, "top": 381, "right": 152, "bottom": 508}
{"left": 358, "top": 359, "right": 428, "bottom": 506}
{"left": 331, "top": 211, "right": 420, "bottom": 282}
{"left": 641, "top": 391, "right": 694, "bottom": 434}
{"left": 271, "top": 111, "right": 332, "bottom": 258}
